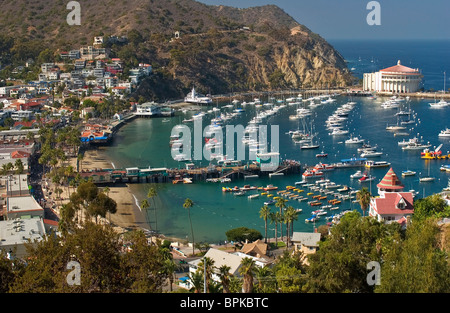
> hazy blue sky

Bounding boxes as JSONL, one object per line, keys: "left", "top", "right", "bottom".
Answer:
{"left": 197, "top": 0, "right": 450, "bottom": 40}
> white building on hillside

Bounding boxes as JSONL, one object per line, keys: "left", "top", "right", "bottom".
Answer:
{"left": 363, "top": 60, "right": 423, "bottom": 94}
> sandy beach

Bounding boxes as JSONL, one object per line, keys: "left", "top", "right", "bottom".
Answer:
{"left": 69, "top": 147, "right": 149, "bottom": 234}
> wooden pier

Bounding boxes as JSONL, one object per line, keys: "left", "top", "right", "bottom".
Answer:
{"left": 78, "top": 160, "right": 302, "bottom": 185}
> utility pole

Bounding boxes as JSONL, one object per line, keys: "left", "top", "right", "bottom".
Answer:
{"left": 203, "top": 257, "right": 207, "bottom": 293}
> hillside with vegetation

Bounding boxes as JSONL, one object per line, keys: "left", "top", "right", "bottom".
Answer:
{"left": 0, "top": 0, "right": 353, "bottom": 100}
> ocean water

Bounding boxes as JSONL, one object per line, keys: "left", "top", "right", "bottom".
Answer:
{"left": 103, "top": 40, "right": 450, "bottom": 243}
{"left": 330, "top": 39, "right": 450, "bottom": 91}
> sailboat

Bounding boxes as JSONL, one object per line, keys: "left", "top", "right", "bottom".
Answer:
{"left": 419, "top": 162, "right": 435, "bottom": 182}
{"left": 301, "top": 120, "right": 320, "bottom": 150}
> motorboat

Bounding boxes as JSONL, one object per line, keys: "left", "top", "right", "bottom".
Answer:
{"left": 443, "top": 179, "right": 450, "bottom": 192}
{"left": 345, "top": 137, "right": 364, "bottom": 144}
{"left": 359, "top": 173, "right": 376, "bottom": 182}
{"left": 316, "top": 151, "right": 328, "bottom": 158}
{"left": 329, "top": 129, "right": 349, "bottom": 136}
{"left": 185, "top": 87, "right": 212, "bottom": 105}
{"left": 350, "top": 170, "right": 364, "bottom": 179}
{"left": 302, "top": 169, "right": 324, "bottom": 178}
{"left": 398, "top": 137, "right": 420, "bottom": 146}
{"left": 438, "top": 128, "right": 450, "bottom": 138}
{"left": 429, "top": 99, "right": 449, "bottom": 108}
{"left": 360, "top": 151, "right": 383, "bottom": 158}
{"left": 263, "top": 185, "right": 278, "bottom": 191}
{"left": 364, "top": 161, "right": 391, "bottom": 168}
{"left": 313, "top": 163, "right": 335, "bottom": 172}
{"left": 401, "top": 170, "right": 416, "bottom": 177}
{"left": 402, "top": 142, "right": 432, "bottom": 150}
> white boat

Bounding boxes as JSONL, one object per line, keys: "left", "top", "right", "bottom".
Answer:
{"left": 184, "top": 87, "right": 212, "bottom": 105}
{"left": 301, "top": 142, "right": 320, "bottom": 149}
{"left": 398, "top": 137, "right": 419, "bottom": 146}
{"left": 350, "top": 170, "right": 364, "bottom": 179}
{"left": 360, "top": 151, "right": 383, "bottom": 158}
{"left": 443, "top": 179, "right": 450, "bottom": 192}
{"left": 402, "top": 142, "right": 432, "bottom": 150}
{"left": 438, "top": 128, "right": 450, "bottom": 138}
{"left": 365, "top": 161, "right": 391, "bottom": 168}
{"left": 329, "top": 129, "right": 349, "bottom": 136}
{"left": 419, "top": 177, "right": 435, "bottom": 182}
{"left": 386, "top": 125, "right": 407, "bottom": 131}
{"left": 429, "top": 99, "right": 449, "bottom": 108}
{"left": 345, "top": 136, "right": 364, "bottom": 144}
{"left": 401, "top": 170, "right": 416, "bottom": 177}
{"left": 359, "top": 173, "right": 376, "bottom": 182}
{"left": 248, "top": 194, "right": 260, "bottom": 199}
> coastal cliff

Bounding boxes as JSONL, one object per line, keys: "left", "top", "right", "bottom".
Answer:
{"left": 0, "top": 0, "right": 353, "bottom": 100}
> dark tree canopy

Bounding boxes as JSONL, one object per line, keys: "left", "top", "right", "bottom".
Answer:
{"left": 225, "top": 227, "right": 262, "bottom": 246}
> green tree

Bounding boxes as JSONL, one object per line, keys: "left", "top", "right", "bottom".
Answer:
{"left": 239, "top": 257, "right": 256, "bottom": 293}
{"left": 376, "top": 219, "right": 450, "bottom": 293}
{"left": 147, "top": 187, "right": 158, "bottom": 233}
{"left": 14, "top": 158, "right": 25, "bottom": 196}
{"left": 188, "top": 271, "right": 204, "bottom": 293}
{"left": 283, "top": 206, "right": 299, "bottom": 248}
{"left": 254, "top": 265, "right": 275, "bottom": 293}
{"left": 140, "top": 199, "right": 151, "bottom": 231}
{"left": 183, "top": 198, "right": 195, "bottom": 256}
{"left": 225, "top": 227, "right": 262, "bottom": 247}
{"left": 275, "top": 198, "right": 287, "bottom": 242}
{"left": 218, "top": 264, "right": 232, "bottom": 293}
{"left": 356, "top": 187, "right": 371, "bottom": 216}
{"left": 304, "top": 211, "right": 400, "bottom": 293}
{"left": 413, "top": 194, "right": 450, "bottom": 221}
{"left": 269, "top": 211, "right": 282, "bottom": 246}
{"left": 259, "top": 205, "right": 271, "bottom": 243}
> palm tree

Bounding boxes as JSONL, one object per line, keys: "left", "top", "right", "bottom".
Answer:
{"left": 188, "top": 271, "right": 203, "bottom": 293}
{"left": 275, "top": 198, "right": 287, "bottom": 241}
{"left": 163, "top": 259, "right": 178, "bottom": 292}
{"left": 14, "top": 159, "right": 24, "bottom": 196}
{"left": 269, "top": 211, "right": 281, "bottom": 246}
{"left": 140, "top": 199, "right": 151, "bottom": 231}
{"left": 254, "top": 265, "right": 274, "bottom": 293}
{"left": 183, "top": 198, "right": 195, "bottom": 256}
{"left": 356, "top": 187, "right": 372, "bottom": 216}
{"left": 284, "top": 206, "right": 299, "bottom": 249}
{"left": 147, "top": 187, "right": 158, "bottom": 233}
{"left": 77, "top": 153, "right": 84, "bottom": 172}
{"left": 218, "top": 265, "right": 232, "bottom": 293}
{"left": 239, "top": 257, "right": 256, "bottom": 293}
{"left": 259, "top": 205, "right": 271, "bottom": 243}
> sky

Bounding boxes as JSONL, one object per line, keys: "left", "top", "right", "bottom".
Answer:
{"left": 197, "top": 0, "right": 450, "bottom": 40}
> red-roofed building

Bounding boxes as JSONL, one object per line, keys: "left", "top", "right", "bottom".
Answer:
{"left": 376, "top": 167, "right": 404, "bottom": 197}
{"left": 363, "top": 60, "right": 423, "bottom": 94}
{"left": 369, "top": 168, "right": 414, "bottom": 228}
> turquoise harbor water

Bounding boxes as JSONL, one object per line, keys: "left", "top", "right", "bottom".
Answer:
{"left": 103, "top": 40, "right": 450, "bottom": 243}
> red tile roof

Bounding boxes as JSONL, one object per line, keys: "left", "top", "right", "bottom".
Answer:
{"left": 372, "top": 192, "right": 414, "bottom": 215}
{"left": 377, "top": 168, "right": 404, "bottom": 190}
{"left": 380, "top": 60, "right": 421, "bottom": 75}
